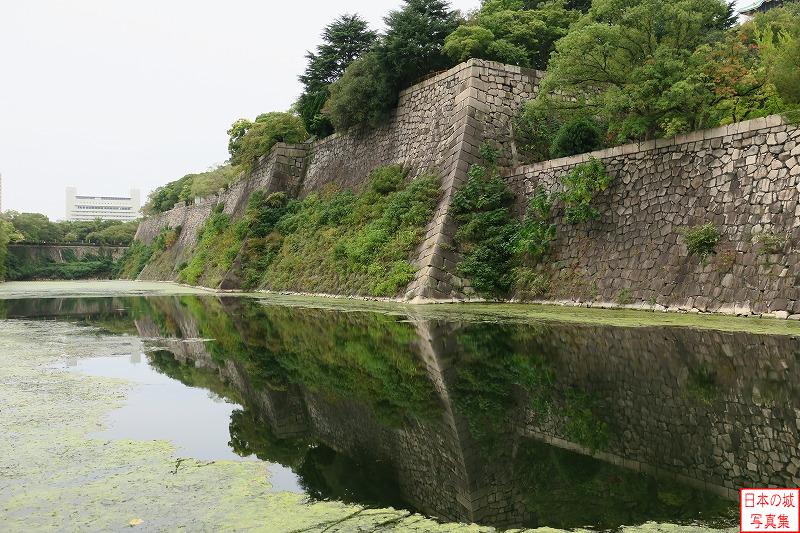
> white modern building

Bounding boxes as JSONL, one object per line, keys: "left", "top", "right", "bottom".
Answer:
{"left": 65, "top": 187, "right": 141, "bottom": 222}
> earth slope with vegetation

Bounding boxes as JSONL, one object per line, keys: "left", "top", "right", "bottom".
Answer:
{"left": 121, "top": 166, "right": 441, "bottom": 297}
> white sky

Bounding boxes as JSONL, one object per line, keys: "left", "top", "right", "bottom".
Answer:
{"left": 0, "top": 0, "right": 480, "bottom": 220}
{"left": 0, "top": 0, "right": 747, "bottom": 220}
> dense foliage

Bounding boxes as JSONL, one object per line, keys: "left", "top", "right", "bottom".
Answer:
{"left": 179, "top": 205, "right": 243, "bottom": 287}
{"left": 452, "top": 145, "right": 611, "bottom": 298}
{"left": 0, "top": 213, "right": 138, "bottom": 282}
{"left": 560, "top": 159, "right": 613, "bottom": 223}
{"left": 443, "top": 0, "right": 582, "bottom": 69}
{"left": 227, "top": 112, "right": 308, "bottom": 171}
{"left": 116, "top": 226, "right": 179, "bottom": 279}
{"left": 171, "top": 166, "right": 441, "bottom": 296}
{"left": 143, "top": 165, "right": 241, "bottom": 215}
{"left": 0, "top": 220, "right": 11, "bottom": 281}
{"left": 515, "top": 1, "right": 800, "bottom": 160}
{"left": 248, "top": 166, "right": 441, "bottom": 296}
{"left": 450, "top": 148, "right": 519, "bottom": 296}
{"left": 296, "top": 15, "right": 377, "bottom": 137}
{"left": 0, "top": 212, "right": 137, "bottom": 245}
{"left": 144, "top": 111, "right": 305, "bottom": 216}
{"left": 6, "top": 250, "right": 117, "bottom": 281}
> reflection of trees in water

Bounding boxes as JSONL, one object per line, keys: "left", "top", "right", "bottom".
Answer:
{"left": 452, "top": 323, "right": 608, "bottom": 453}
{"left": 146, "top": 348, "right": 413, "bottom": 512}
{"left": 0, "top": 296, "right": 139, "bottom": 335}
{"left": 161, "top": 296, "right": 443, "bottom": 427}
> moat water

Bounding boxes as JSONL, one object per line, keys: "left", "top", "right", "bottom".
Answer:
{"left": 2, "top": 284, "right": 799, "bottom": 531}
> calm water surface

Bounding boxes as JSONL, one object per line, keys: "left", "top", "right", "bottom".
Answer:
{"left": 4, "top": 293, "right": 799, "bottom": 531}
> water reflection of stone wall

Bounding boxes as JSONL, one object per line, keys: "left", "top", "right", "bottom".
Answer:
{"left": 127, "top": 296, "right": 798, "bottom": 528}
{"left": 514, "top": 324, "right": 800, "bottom": 497}
{"left": 131, "top": 297, "right": 531, "bottom": 526}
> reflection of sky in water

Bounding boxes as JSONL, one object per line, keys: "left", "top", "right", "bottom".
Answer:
{"left": 66, "top": 354, "right": 303, "bottom": 494}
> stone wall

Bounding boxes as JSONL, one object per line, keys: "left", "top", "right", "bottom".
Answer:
{"left": 505, "top": 116, "right": 800, "bottom": 317}
{"left": 132, "top": 295, "right": 790, "bottom": 526}
{"left": 7, "top": 244, "right": 128, "bottom": 263}
{"left": 135, "top": 143, "right": 307, "bottom": 281}
{"left": 131, "top": 57, "right": 800, "bottom": 315}
{"left": 505, "top": 322, "right": 800, "bottom": 500}
{"left": 301, "top": 60, "right": 541, "bottom": 195}
{"left": 133, "top": 59, "right": 542, "bottom": 296}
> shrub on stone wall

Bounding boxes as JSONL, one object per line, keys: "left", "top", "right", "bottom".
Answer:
{"left": 227, "top": 113, "right": 308, "bottom": 172}
{"left": 179, "top": 206, "right": 246, "bottom": 287}
{"left": 753, "top": 231, "right": 787, "bottom": 256}
{"left": 451, "top": 160, "right": 519, "bottom": 296}
{"left": 116, "top": 226, "right": 178, "bottom": 279}
{"left": 560, "top": 159, "right": 613, "bottom": 224}
{"left": 453, "top": 150, "right": 614, "bottom": 299}
{"left": 514, "top": 187, "right": 556, "bottom": 260}
{"left": 682, "top": 223, "right": 721, "bottom": 264}
{"left": 168, "top": 165, "right": 441, "bottom": 296}
{"left": 550, "top": 117, "right": 604, "bottom": 159}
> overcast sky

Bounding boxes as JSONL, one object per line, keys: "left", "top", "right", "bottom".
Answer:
{"left": 0, "top": 0, "right": 480, "bottom": 220}
{"left": 0, "top": 0, "right": 748, "bottom": 220}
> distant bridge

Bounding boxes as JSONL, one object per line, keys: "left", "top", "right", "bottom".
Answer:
{"left": 7, "top": 243, "right": 129, "bottom": 262}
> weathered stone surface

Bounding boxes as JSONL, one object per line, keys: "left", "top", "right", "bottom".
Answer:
{"left": 134, "top": 143, "right": 309, "bottom": 281}
{"left": 505, "top": 117, "right": 800, "bottom": 316}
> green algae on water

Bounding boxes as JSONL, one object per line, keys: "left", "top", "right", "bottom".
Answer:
{"left": 0, "top": 320, "right": 488, "bottom": 532}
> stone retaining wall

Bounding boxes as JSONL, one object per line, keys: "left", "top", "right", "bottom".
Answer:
{"left": 134, "top": 143, "right": 307, "bottom": 281}
{"left": 132, "top": 58, "right": 800, "bottom": 314}
{"left": 134, "top": 59, "right": 542, "bottom": 296}
{"left": 301, "top": 60, "right": 541, "bottom": 196}
{"left": 7, "top": 244, "right": 128, "bottom": 263}
{"left": 509, "top": 322, "right": 800, "bottom": 499}
{"left": 504, "top": 116, "right": 800, "bottom": 317}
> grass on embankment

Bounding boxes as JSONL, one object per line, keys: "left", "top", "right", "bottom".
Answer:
{"left": 175, "top": 165, "right": 441, "bottom": 297}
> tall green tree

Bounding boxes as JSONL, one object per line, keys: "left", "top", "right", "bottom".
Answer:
{"left": 324, "top": 0, "right": 459, "bottom": 131}
{"left": 381, "top": 0, "right": 459, "bottom": 87}
{"left": 0, "top": 220, "right": 11, "bottom": 281}
{"left": 3, "top": 212, "right": 63, "bottom": 243}
{"left": 741, "top": 3, "right": 800, "bottom": 106}
{"left": 323, "top": 52, "right": 397, "bottom": 130}
{"left": 297, "top": 15, "right": 377, "bottom": 138}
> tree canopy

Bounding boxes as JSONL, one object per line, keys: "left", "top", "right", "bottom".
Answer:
{"left": 324, "top": 0, "right": 459, "bottom": 131}
{"left": 0, "top": 212, "right": 137, "bottom": 245}
{"left": 296, "top": 15, "right": 377, "bottom": 138}
{"left": 227, "top": 112, "right": 307, "bottom": 171}
{"left": 443, "top": 0, "right": 581, "bottom": 69}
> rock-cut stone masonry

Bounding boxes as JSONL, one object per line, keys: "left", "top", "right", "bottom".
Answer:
{"left": 135, "top": 58, "right": 800, "bottom": 315}
{"left": 506, "top": 116, "right": 800, "bottom": 317}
